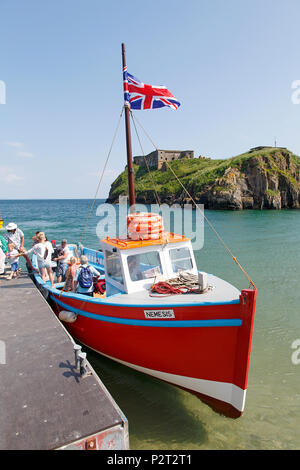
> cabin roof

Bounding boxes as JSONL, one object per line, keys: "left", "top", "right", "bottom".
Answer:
{"left": 101, "top": 232, "right": 190, "bottom": 250}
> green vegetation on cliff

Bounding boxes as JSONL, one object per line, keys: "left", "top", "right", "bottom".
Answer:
{"left": 107, "top": 147, "right": 300, "bottom": 209}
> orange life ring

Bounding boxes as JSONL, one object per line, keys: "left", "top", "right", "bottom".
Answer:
{"left": 128, "top": 221, "right": 163, "bottom": 234}
{"left": 127, "top": 212, "right": 162, "bottom": 223}
{"left": 127, "top": 213, "right": 164, "bottom": 240}
{"left": 128, "top": 231, "right": 164, "bottom": 241}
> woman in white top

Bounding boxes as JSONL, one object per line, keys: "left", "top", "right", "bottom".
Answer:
{"left": 24, "top": 232, "right": 54, "bottom": 287}
{"left": 0, "top": 239, "right": 5, "bottom": 275}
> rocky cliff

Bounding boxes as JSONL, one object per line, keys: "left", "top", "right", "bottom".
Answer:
{"left": 107, "top": 147, "right": 300, "bottom": 209}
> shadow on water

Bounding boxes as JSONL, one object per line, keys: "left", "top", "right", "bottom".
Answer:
{"left": 85, "top": 347, "right": 208, "bottom": 448}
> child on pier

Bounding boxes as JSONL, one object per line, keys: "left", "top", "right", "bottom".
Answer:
{"left": 6, "top": 243, "right": 20, "bottom": 280}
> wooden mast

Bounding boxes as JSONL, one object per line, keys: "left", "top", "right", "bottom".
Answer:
{"left": 122, "top": 43, "right": 136, "bottom": 213}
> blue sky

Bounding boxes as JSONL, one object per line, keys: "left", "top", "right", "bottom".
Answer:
{"left": 1, "top": 0, "right": 300, "bottom": 199}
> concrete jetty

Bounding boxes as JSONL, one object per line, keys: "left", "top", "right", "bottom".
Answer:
{"left": 0, "top": 272, "right": 129, "bottom": 450}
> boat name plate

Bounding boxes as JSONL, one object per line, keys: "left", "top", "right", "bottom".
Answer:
{"left": 144, "top": 309, "right": 175, "bottom": 319}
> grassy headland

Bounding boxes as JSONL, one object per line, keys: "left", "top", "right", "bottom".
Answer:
{"left": 107, "top": 147, "right": 300, "bottom": 209}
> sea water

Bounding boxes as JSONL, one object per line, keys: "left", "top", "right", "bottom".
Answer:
{"left": 1, "top": 199, "right": 300, "bottom": 450}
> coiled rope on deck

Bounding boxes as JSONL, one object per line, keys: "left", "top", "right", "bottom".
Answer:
{"left": 150, "top": 272, "right": 211, "bottom": 297}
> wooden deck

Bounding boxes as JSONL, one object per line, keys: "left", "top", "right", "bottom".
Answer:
{"left": 0, "top": 272, "right": 129, "bottom": 450}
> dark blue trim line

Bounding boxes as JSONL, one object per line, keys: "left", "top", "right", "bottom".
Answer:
{"left": 50, "top": 295, "right": 242, "bottom": 328}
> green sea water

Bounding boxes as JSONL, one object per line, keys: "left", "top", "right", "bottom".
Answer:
{"left": 1, "top": 199, "right": 300, "bottom": 450}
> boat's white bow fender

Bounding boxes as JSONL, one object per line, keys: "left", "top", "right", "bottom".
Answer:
{"left": 59, "top": 310, "right": 77, "bottom": 323}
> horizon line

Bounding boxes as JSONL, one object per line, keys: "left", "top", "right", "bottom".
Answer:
{"left": 0, "top": 197, "right": 108, "bottom": 201}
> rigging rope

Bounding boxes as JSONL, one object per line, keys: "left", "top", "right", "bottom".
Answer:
{"left": 79, "top": 107, "right": 124, "bottom": 245}
{"left": 131, "top": 111, "right": 256, "bottom": 290}
{"left": 130, "top": 111, "right": 158, "bottom": 150}
{"left": 165, "top": 162, "right": 256, "bottom": 288}
{"left": 130, "top": 110, "right": 161, "bottom": 206}
{"left": 56, "top": 108, "right": 124, "bottom": 304}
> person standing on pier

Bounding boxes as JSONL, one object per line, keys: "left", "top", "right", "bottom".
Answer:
{"left": 5, "top": 223, "right": 24, "bottom": 251}
{"left": 21, "top": 232, "right": 54, "bottom": 287}
{"left": 0, "top": 234, "right": 7, "bottom": 275}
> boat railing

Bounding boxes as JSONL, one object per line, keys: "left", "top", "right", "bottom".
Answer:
{"left": 82, "top": 246, "right": 105, "bottom": 272}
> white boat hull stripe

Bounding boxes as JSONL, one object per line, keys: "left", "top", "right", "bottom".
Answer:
{"left": 87, "top": 347, "right": 247, "bottom": 412}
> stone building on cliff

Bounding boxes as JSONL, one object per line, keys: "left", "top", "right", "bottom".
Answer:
{"left": 133, "top": 149, "right": 194, "bottom": 170}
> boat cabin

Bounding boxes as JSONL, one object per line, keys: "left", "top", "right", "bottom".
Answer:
{"left": 100, "top": 233, "right": 198, "bottom": 296}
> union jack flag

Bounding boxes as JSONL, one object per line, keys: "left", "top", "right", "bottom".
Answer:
{"left": 123, "top": 66, "right": 180, "bottom": 111}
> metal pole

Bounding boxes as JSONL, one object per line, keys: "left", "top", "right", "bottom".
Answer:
{"left": 122, "top": 43, "right": 136, "bottom": 213}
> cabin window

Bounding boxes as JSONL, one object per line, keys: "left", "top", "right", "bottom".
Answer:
{"left": 127, "top": 251, "right": 162, "bottom": 282}
{"left": 169, "top": 247, "right": 193, "bottom": 273}
{"left": 105, "top": 250, "right": 124, "bottom": 285}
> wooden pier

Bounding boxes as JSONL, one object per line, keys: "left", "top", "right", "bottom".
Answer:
{"left": 0, "top": 272, "right": 129, "bottom": 450}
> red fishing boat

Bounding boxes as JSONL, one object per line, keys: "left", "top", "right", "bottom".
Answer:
{"left": 31, "top": 44, "right": 257, "bottom": 418}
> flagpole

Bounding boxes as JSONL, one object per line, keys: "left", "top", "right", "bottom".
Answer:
{"left": 122, "top": 43, "right": 136, "bottom": 213}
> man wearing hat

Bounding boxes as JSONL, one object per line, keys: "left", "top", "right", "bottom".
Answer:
{"left": 5, "top": 223, "right": 24, "bottom": 251}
